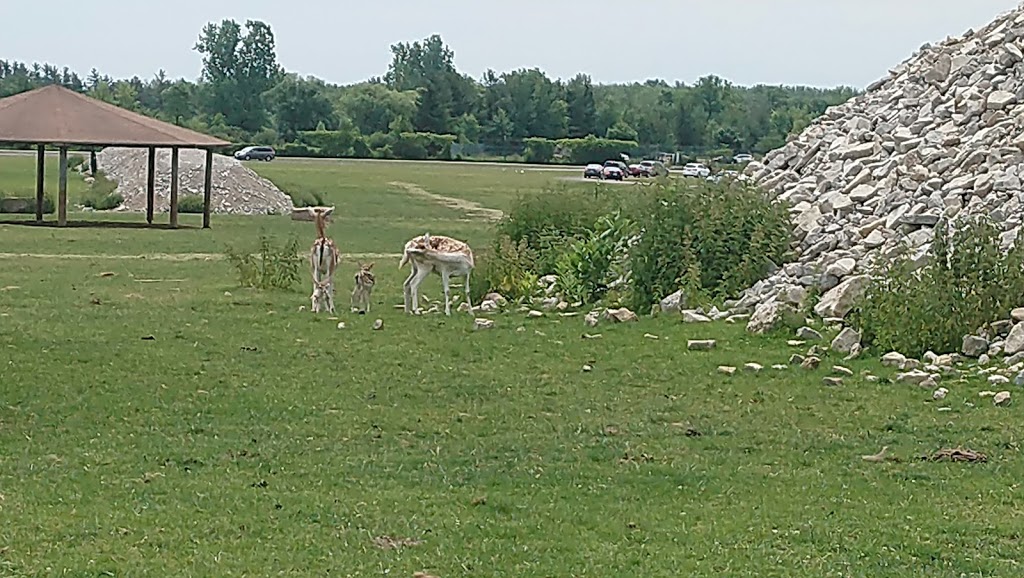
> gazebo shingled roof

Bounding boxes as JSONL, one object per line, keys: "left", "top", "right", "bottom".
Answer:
{"left": 0, "top": 84, "right": 232, "bottom": 228}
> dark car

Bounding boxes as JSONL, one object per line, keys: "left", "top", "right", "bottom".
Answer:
{"left": 584, "top": 163, "right": 604, "bottom": 179}
{"left": 234, "top": 145, "right": 276, "bottom": 162}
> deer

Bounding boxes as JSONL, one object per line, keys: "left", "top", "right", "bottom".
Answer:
{"left": 351, "top": 262, "right": 375, "bottom": 314}
{"left": 309, "top": 208, "right": 339, "bottom": 314}
{"left": 399, "top": 232, "right": 474, "bottom": 316}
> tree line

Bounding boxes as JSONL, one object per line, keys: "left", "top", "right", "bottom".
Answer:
{"left": 0, "top": 19, "right": 860, "bottom": 163}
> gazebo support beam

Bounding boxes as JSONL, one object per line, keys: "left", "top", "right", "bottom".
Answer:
{"left": 146, "top": 146, "right": 156, "bottom": 225}
{"left": 35, "top": 145, "right": 45, "bottom": 222}
{"left": 169, "top": 147, "right": 180, "bottom": 228}
{"left": 58, "top": 146, "right": 68, "bottom": 227}
{"left": 202, "top": 148, "right": 213, "bottom": 229}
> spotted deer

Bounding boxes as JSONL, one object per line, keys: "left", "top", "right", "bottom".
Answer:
{"left": 351, "top": 262, "right": 375, "bottom": 314}
{"left": 399, "top": 232, "right": 474, "bottom": 316}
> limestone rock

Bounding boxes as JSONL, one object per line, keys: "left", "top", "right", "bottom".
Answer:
{"left": 814, "top": 276, "right": 870, "bottom": 319}
{"left": 1004, "top": 323, "right": 1024, "bottom": 355}
{"left": 830, "top": 327, "right": 861, "bottom": 354}
{"left": 962, "top": 335, "right": 990, "bottom": 358}
{"left": 473, "top": 318, "right": 494, "bottom": 330}
{"left": 687, "top": 339, "right": 717, "bottom": 351}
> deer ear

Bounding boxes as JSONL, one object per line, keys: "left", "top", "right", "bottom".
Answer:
{"left": 367, "top": 262, "right": 374, "bottom": 270}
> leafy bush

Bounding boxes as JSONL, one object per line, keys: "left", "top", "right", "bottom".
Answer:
{"left": 67, "top": 154, "right": 86, "bottom": 171}
{"left": 297, "top": 128, "right": 359, "bottom": 157}
{"left": 852, "top": 215, "right": 1024, "bottom": 357}
{"left": 0, "top": 194, "right": 54, "bottom": 214}
{"left": 496, "top": 187, "right": 623, "bottom": 276}
{"left": 627, "top": 180, "right": 791, "bottom": 311}
{"left": 523, "top": 138, "right": 556, "bottom": 164}
{"left": 289, "top": 190, "right": 327, "bottom": 208}
{"left": 224, "top": 232, "right": 304, "bottom": 291}
{"left": 556, "top": 136, "right": 639, "bottom": 164}
{"left": 81, "top": 171, "right": 123, "bottom": 210}
{"left": 554, "top": 211, "right": 638, "bottom": 304}
{"left": 473, "top": 236, "right": 541, "bottom": 303}
{"left": 178, "top": 195, "right": 205, "bottom": 214}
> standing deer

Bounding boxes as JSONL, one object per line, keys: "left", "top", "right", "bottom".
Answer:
{"left": 309, "top": 208, "right": 339, "bottom": 314}
{"left": 351, "top": 262, "right": 375, "bottom": 314}
{"left": 400, "top": 232, "right": 474, "bottom": 316}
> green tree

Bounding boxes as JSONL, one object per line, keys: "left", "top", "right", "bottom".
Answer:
{"left": 265, "top": 74, "right": 337, "bottom": 140}
{"left": 565, "top": 73, "right": 597, "bottom": 138}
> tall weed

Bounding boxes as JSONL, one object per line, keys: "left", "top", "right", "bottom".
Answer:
{"left": 224, "top": 232, "right": 304, "bottom": 291}
{"left": 853, "top": 215, "right": 1024, "bottom": 357}
{"left": 554, "top": 211, "right": 638, "bottom": 305}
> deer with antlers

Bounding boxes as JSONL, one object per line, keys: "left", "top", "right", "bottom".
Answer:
{"left": 309, "top": 208, "right": 340, "bottom": 314}
{"left": 351, "top": 262, "right": 375, "bottom": 314}
{"left": 400, "top": 232, "right": 475, "bottom": 316}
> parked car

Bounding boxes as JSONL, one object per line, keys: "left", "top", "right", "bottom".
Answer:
{"left": 628, "top": 163, "right": 646, "bottom": 177}
{"left": 733, "top": 153, "right": 754, "bottom": 164}
{"left": 680, "top": 162, "right": 710, "bottom": 178}
{"left": 583, "top": 163, "right": 604, "bottom": 179}
{"left": 603, "top": 159, "right": 630, "bottom": 178}
{"left": 234, "top": 145, "right": 276, "bottom": 161}
{"left": 602, "top": 164, "right": 625, "bottom": 181}
{"left": 640, "top": 159, "right": 669, "bottom": 177}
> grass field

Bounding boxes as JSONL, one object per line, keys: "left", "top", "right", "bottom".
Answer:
{"left": 1, "top": 157, "right": 1022, "bottom": 576}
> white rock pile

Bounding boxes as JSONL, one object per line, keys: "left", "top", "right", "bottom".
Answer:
{"left": 95, "top": 147, "right": 294, "bottom": 215}
{"left": 734, "top": 3, "right": 1024, "bottom": 330}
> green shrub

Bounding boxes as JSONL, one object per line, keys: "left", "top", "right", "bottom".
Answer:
{"left": 554, "top": 211, "right": 637, "bottom": 305}
{"left": 556, "top": 136, "right": 639, "bottom": 164}
{"left": 473, "top": 236, "right": 542, "bottom": 303}
{"left": 67, "top": 154, "right": 86, "bottom": 171}
{"left": 289, "top": 190, "right": 326, "bottom": 208}
{"left": 523, "top": 138, "right": 556, "bottom": 164}
{"left": 81, "top": 171, "right": 123, "bottom": 210}
{"left": 627, "top": 180, "right": 791, "bottom": 311}
{"left": 852, "top": 215, "right": 1024, "bottom": 357}
{"left": 0, "top": 194, "right": 55, "bottom": 214}
{"left": 178, "top": 195, "right": 205, "bottom": 214}
{"left": 224, "top": 232, "right": 303, "bottom": 291}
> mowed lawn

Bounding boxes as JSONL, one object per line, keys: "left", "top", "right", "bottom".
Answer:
{"left": 1, "top": 156, "right": 1023, "bottom": 576}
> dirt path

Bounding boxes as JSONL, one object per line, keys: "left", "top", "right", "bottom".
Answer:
{"left": 388, "top": 181, "right": 504, "bottom": 222}
{"left": 0, "top": 252, "right": 402, "bottom": 261}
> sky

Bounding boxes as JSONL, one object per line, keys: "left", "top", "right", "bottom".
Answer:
{"left": 4, "top": 0, "right": 1022, "bottom": 89}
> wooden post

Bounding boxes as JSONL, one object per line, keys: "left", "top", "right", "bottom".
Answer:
{"left": 146, "top": 146, "right": 156, "bottom": 224}
{"left": 58, "top": 146, "right": 68, "bottom": 227}
{"left": 169, "top": 148, "right": 180, "bottom": 228}
{"left": 202, "top": 148, "right": 213, "bottom": 229}
{"left": 35, "top": 145, "right": 45, "bottom": 222}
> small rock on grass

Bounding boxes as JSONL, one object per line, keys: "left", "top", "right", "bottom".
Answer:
{"left": 988, "top": 374, "right": 1009, "bottom": 385}
{"left": 687, "top": 339, "right": 716, "bottom": 351}
{"left": 796, "top": 326, "right": 822, "bottom": 340}
{"left": 372, "top": 319, "right": 384, "bottom": 330}
{"left": 527, "top": 310, "right": 544, "bottom": 318}
{"left": 822, "top": 377, "right": 843, "bottom": 386}
{"left": 932, "top": 387, "right": 948, "bottom": 400}
{"left": 771, "top": 364, "right": 789, "bottom": 370}
{"left": 718, "top": 366, "right": 737, "bottom": 375}
{"left": 832, "top": 365, "right": 854, "bottom": 376}
{"left": 743, "top": 362, "right": 763, "bottom": 372}
{"left": 582, "top": 364, "right": 593, "bottom": 372}
{"left": 473, "top": 318, "right": 494, "bottom": 330}
{"left": 336, "top": 321, "right": 346, "bottom": 329}
{"left": 800, "top": 356, "right": 821, "bottom": 370}
{"left": 994, "top": 391, "right": 1011, "bottom": 405}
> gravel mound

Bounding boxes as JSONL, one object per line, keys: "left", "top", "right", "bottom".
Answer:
{"left": 734, "top": 4, "right": 1024, "bottom": 327}
{"left": 96, "top": 147, "right": 294, "bottom": 215}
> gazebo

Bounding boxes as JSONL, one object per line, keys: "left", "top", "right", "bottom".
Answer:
{"left": 0, "top": 84, "right": 231, "bottom": 228}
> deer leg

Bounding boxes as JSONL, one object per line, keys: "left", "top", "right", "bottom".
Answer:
{"left": 464, "top": 272, "right": 472, "bottom": 313}
{"left": 403, "top": 264, "right": 417, "bottom": 314}
{"left": 441, "top": 270, "right": 452, "bottom": 316}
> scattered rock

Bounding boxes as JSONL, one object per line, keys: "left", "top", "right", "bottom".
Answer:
{"left": 336, "top": 321, "right": 345, "bottom": 329}
{"left": 881, "top": 351, "right": 907, "bottom": 367}
{"left": 643, "top": 333, "right": 660, "bottom": 340}
{"left": 659, "top": 290, "right": 686, "bottom": 313}
{"left": 582, "top": 364, "right": 593, "bottom": 372}
{"left": 473, "top": 318, "right": 494, "bottom": 330}
{"left": 1011, "top": 307, "right": 1024, "bottom": 322}
{"left": 771, "top": 364, "right": 788, "bottom": 370}
{"left": 483, "top": 292, "right": 507, "bottom": 306}
{"left": 822, "top": 377, "right": 844, "bottom": 387}
{"left": 994, "top": 390, "right": 1012, "bottom": 405}
{"left": 962, "top": 335, "right": 989, "bottom": 358}
{"left": 988, "top": 374, "right": 1010, "bottom": 385}
{"left": 687, "top": 339, "right": 717, "bottom": 351}
{"left": 746, "top": 300, "right": 801, "bottom": 334}
{"left": 789, "top": 353, "right": 805, "bottom": 365}
{"left": 681, "top": 310, "right": 711, "bottom": 323}
{"left": 830, "top": 327, "right": 861, "bottom": 354}
{"left": 584, "top": 311, "right": 600, "bottom": 327}
{"left": 813, "top": 276, "right": 870, "bottom": 319}
{"left": 372, "top": 319, "right": 384, "bottom": 330}
{"left": 895, "top": 369, "right": 935, "bottom": 385}
{"left": 800, "top": 356, "right": 821, "bottom": 370}
{"left": 933, "top": 387, "right": 949, "bottom": 400}
{"left": 1015, "top": 370, "right": 1024, "bottom": 386}
{"left": 832, "top": 365, "right": 854, "bottom": 376}
{"left": 718, "top": 366, "right": 737, "bottom": 375}
{"left": 796, "top": 326, "right": 823, "bottom": 341}
{"left": 743, "top": 362, "right": 764, "bottom": 373}
{"left": 527, "top": 310, "right": 544, "bottom": 319}
{"left": 1004, "top": 323, "right": 1024, "bottom": 356}
{"left": 603, "top": 307, "right": 638, "bottom": 323}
